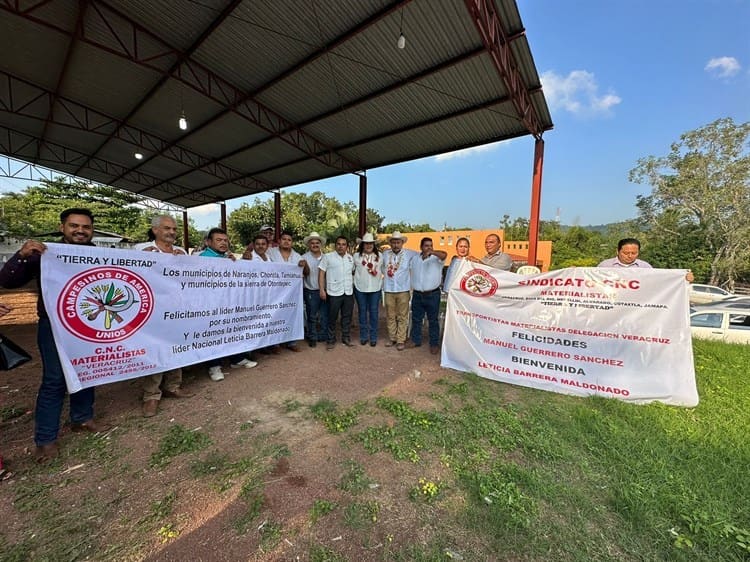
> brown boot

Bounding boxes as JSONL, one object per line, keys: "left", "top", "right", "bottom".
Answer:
{"left": 71, "top": 419, "right": 112, "bottom": 433}
{"left": 142, "top": 399, "right": 159, "bottom": 418}
{"left": 34, "top": 442, "right": 59, "bottom": 464}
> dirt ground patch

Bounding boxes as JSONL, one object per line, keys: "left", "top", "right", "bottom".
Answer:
{"left": 0, "top": 289, "right": 463, "bottom": 561}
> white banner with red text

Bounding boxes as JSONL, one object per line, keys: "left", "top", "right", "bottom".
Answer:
{"left": 441, "top": 260, "right": 698, "bottom": 406}
{"left": 41, "top": 244, "right": 303, "bottom": 392}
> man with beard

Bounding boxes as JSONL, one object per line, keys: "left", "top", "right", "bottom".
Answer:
{"left": 0, "top": 208, "right": 110, "bottom": 462}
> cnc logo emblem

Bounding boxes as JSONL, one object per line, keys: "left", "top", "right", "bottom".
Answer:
{"left": 57, "top": 267, "right": 154, "bottom": 342}
{"left": 460, "top": 268, "right": 499, "bottom": 297}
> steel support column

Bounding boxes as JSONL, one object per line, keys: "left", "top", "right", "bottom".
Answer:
{"left": 527, "top": 138, "right": 544, "bottom": 267}
{"left": 220, "top": 202, "right": 227, "bottom": 231}
{"left": 274, "top": 192, "right": 282, "bottom": 244}
{"left": 358, "top": 175, "right": 367, "bottom": 237}
{"left": 182, "top": 210, "right": 189, "bottom": 252}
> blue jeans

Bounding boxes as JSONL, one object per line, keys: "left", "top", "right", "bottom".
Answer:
{"left": 355, "top": 289, "right": 380, "bottom": 343}
{"left": 304, "top": 288, "right": 329, "bottom": 342}
{"left": 410, "top": 289, "right": 441, "bottom": 347}
{"left": 36, "top": 317, "right": 94, "bottom": 446}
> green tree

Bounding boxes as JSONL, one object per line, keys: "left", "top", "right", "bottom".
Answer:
{"left": 381, "top": 221, "right": 433, "bottom": 233}
{"left": 629, "top": 118, "right": 750, "bottom": 287}
{"left": 0, "top": 178, "right": 152, "bottom": 240}
{"left": 226, "top": 192, "right": 384, "bottom": 248}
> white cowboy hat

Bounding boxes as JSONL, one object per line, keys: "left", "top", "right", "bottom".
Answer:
{"left": 303, "top": 231, "right": 326, "bottom": 245}
{"left": 389, "top": 231, "right": 408, "bottom": 242}
{"left": 357, "top": 232, "right": 378, "bottom": 244}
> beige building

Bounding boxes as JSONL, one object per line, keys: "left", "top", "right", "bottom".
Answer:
{"left": 378, "top": 229, "right": 552, "bottom": 271}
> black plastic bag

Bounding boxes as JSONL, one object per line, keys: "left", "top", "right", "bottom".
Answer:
{"left": 0, "top": 333, "right": 31, "bottom": 370}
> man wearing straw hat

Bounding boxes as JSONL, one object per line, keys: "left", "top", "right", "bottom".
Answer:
{"left": 301, "top": 231, "right": 328, "bottom": 348}
{"left": 381, "top": 231, "right": 417, "bottom": 351}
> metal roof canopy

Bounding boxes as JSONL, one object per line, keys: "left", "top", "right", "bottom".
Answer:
{"left": 1, "top": 0, "right": 552, "bottom": 259}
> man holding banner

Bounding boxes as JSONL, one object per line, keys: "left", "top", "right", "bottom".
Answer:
{"left": 0, "top": 208, "right": 109, "bottom": 462}
{"left": 198, "top": 227, "right": 258, "bottom": 381}
{"left": 140, "top": 215, "right": 194, "bottom": 418}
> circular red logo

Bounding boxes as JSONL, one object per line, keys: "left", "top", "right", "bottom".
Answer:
{"left": 56, "top": 267, "right": 154, "bottom": 343}
{"left": 460, "top": 268, "right": 499, "bottom": 297}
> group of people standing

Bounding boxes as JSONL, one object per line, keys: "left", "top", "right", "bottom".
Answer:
{"left": 0, "top": 208, "right": 516, "bottom": 463}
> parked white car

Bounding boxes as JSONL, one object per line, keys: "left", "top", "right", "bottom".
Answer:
{"left": 690, "top": 307, "right": 750, "bottom": 345}
{"left": 688, "top": 284, "right": 733, "bottom": 305}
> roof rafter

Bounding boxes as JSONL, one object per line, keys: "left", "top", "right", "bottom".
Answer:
{"left": 463, "top": 0, "right": 544, "bottom": 138}
{"left": 162, "top": 90, "right": 540, "bottom": 203}
{"left": 0, "top": 0, "right": 363, "bottom": 174}
{"left": 72, "top": 0, "right": 245, "bottom": 177}
{"left": 0, "top": 70, "right": 275, "bottom": 193}
{"left": 0, "top": 125, "right": 216, "bottom": 205}
{"left": 137, "top": 47, "right": 487, "bottom": 198}
{"left": 119, "top": 0, "right": 414, "bottom": 185}
{"left": 35, "top": 0, "right": 89, "bottom": 162}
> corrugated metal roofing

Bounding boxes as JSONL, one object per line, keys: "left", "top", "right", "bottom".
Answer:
{"left": 0, "top": 0, "right": 552, "bottom": 209}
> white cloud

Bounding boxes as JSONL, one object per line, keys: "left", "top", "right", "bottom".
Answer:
{"left": 434, "top": 139, "right": 512, "bottom": 162}
{"left": 540, "top": 70, "right": 621, "bottom": 116}
{"left": 704, "top": 56, "right": 741, "bottom": 78}
{"left": 189, "top": 203, "right": 220, "bottom": 217}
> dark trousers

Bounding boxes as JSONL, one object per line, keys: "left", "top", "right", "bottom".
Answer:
{"left": 327, "top": 293, "right": 354, "bottom": 343}
{"left": 304, "top": 288, "right": 329, "bottom": 342}
{"left": 36, "top": 317, "right": 94, "bottom": 445}
{"left": 410, "top": 289, "right": 441, "bottom": 347}
{"left": 355, "top": 288, "right": 380, "bottom": 343}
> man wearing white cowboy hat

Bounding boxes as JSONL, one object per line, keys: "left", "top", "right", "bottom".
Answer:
{"left": 381, "top": 231, "right": 417, "bottom": 351}
{"left": 353, "top": 232, "right": 383, "bottom": 346}
{"left": 301, "top": 231, "right": 328, "bottom": 347}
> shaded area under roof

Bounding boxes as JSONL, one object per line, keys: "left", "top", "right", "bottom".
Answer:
{"left": 0, "top": 0, "right": 553, "bottom": 209}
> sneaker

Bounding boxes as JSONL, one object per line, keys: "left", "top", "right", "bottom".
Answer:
{"left": 208, "top": 366, "right": 225, "bottom": 381}
{"left": 231, "top": 358, "right": 258, "bottom": 369}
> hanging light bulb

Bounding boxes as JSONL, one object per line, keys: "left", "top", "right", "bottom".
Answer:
{"left": 134, "top": 152, "right": 144, "bottom": 160}
{"left": 397, "top": 7, "right": 406, "bottom": 50}
{"left": 178, "top": 110, "right": 188, "bottom": 131}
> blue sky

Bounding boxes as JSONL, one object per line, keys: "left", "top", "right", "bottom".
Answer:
{"left": 2, "top": 0, "right": 748, "bottom": 231}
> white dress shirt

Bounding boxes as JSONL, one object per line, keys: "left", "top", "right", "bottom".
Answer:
{"left": 410, "top": 253, "right": 444, "bottom": 291}
{"left": 381, "top": 249, "right": 416, "bottom": 293}
{"left": 353, "top": 252, "right": 383, "bottom": 293}
{"left": 319, "top": 251, "right": 354, "bottom": 296}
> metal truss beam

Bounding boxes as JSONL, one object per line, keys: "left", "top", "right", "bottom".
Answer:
{"left": 156, "top": 47, "right": 490, "bottom": 202}
{"left": 161, "top": 91, "right": 530, "bottom": 203}
{"left": 78, "top": 0, "right": 244, "bottom": 179}
{"left": 0, "top": 70, "right": 275, "bottom": 193}
{"left": 0, "top": 154, "right": 184, "bottom": 212}
{"left": 463, "top": 0, "right": 545, "bottom": 139}
{"left": 1, "top": 0, "right": 362, "bottom": 174}
{"left": 0, "top": 125, "right": 216, "bottom": 205}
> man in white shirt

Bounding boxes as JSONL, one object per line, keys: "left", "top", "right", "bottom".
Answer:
{"left": 301, "top": 231, "right": 328, "bottom": 348}
{"left": 319, "top": 236, "right": 355, "bottom": 350}
{"left": 408, "top": 237, "right": 447, "bottom": 354}
{"left": 381, "top": 231, "right": 417, "bottom": 351}
{"left": 140, "top": 215, "right": 194, "bottom": 418}
{"left": 268, "top": 231, "right": 305, "bottom": 352}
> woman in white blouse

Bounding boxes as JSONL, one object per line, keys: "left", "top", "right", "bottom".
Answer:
{"left": 353, "top": 233, "right": 383, "bottom": 346}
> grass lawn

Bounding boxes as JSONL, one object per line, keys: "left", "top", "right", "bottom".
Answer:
{"left": 1, "top": 338, "right": 748, "bottom": 560}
